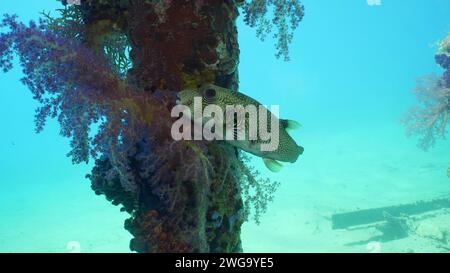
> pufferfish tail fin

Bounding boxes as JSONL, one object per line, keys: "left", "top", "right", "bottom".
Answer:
{"left": 280, "top": 119, "right": 302, "bottom": 132}
{"left": 263, "top": 158, "right": 283, "bottom": 172}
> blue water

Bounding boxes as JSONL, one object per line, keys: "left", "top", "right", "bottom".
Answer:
{"left": 0, "top": 0, "right": 449, "bottom": 252}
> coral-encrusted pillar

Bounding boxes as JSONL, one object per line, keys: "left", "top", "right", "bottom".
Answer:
{"left": 126, "top": 0, "right": 240, "bottom": 91}
{"left": 82, "top": 0, "right": 244, "bottom": 252}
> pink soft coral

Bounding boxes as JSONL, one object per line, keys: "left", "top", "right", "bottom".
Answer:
{"left": 403, "top": 75, "right": 450, "bottom": 150}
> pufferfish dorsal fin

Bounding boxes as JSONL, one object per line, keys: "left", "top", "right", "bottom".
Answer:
{"left": 263, "top": 158, "right": 283, "bottom": 172}
{"left": 280, "top": 119, "right": 302, "bottom": 131}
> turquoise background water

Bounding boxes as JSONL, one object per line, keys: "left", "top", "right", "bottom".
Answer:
{"left": 0, "top": 0, "right": 449, "bottom": 252}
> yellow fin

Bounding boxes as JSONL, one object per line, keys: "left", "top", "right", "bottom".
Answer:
{"left": 263, "top": 158, "right": 283, "bottom": 172}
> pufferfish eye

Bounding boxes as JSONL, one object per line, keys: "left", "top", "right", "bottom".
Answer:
{"left": 204, "top": 88, "right": 216, "bottom": 99}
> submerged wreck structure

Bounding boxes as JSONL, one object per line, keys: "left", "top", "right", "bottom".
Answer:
{"left": 332, "top": 196, "right": 450, "bottom": 251}
{"left": 403, "top": 33, "right": 450, "bottom": 177}
{"left": 0, "top": 0, "right": 304, "bottom": 252}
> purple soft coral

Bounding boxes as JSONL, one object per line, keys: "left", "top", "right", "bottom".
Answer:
{"left": 435, "top": 54, "right": 450, "bottom": 69}
{"left": 0, "top": 14, "right": 173, "bottom": 191}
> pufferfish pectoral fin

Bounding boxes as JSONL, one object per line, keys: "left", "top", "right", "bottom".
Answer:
{"left": 280, "top": 119, "right": 302, "bottom": 132}
{"left": 263, "top": 158, "right": 283, "bottom": 173}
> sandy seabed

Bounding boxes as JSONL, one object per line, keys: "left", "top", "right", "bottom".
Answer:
{"left": 0, "top": 122, "right": 449, "bottom": 253}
